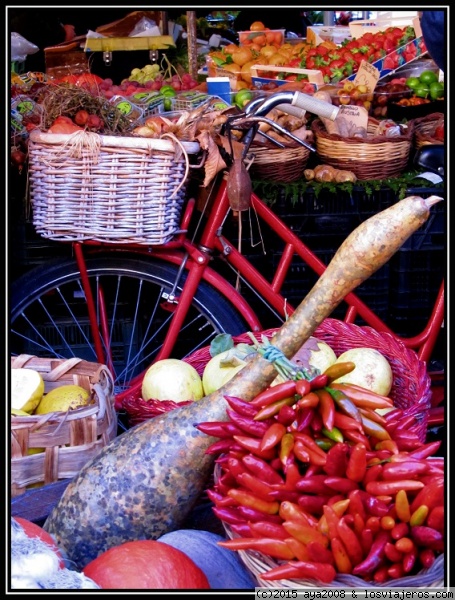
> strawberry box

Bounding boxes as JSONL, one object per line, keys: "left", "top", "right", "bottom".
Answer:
{"left": 250, "top": 65, "right": 324, "bottom": 92}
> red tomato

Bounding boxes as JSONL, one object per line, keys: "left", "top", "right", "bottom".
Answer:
{"left": 82, "top": 540, "right": 210, "bottom": 589}
{"left": 13, "top": 517, "right": 65, "bottom": 568}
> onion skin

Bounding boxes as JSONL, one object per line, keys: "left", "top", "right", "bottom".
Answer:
{"left": 44, "top": 195, "right": 442, "bottom": 569}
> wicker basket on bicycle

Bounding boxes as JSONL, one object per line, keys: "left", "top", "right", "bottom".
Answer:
{"left": 413, "top": 112, "right": 444, "bottom": 150}
{"left": 27, "top": 129, "right": 200, "bottom": 245}
{"left": 311, "top": 117, "right": 414, "bottom": 180}
{"left": 246, "top": 140, "right": 311, "bottom": 183}
{"left": 11, "top": 355, "right": 117, "bottom": 497}
{"left": 122, "top": 317, "right": 432, "bottom": 442}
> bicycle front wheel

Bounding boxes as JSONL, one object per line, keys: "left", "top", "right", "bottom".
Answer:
{"left": 10, "top": 255, "right": 247, "bottom": 395}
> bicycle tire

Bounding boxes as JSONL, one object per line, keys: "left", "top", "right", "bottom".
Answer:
{"left": 10, "top": 255, "right": 248, "bottom": 395}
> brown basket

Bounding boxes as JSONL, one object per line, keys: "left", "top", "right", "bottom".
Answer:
{"left": 11, "top": 355, "right": 117, "bottom": 496}
{"left": 246, "top": 142, "right": 310, "bottom": 183}
{"left": 27, "top": 129, "right": 200, "bottom": 245}
{"left": 122, "top": 317, "right": 432, "bottom": 440}
{"left": 311, "top": 117, "right": 414, "bottom": 180}
{"left": 414, "top": 112, "right": 444, "bottom": 150}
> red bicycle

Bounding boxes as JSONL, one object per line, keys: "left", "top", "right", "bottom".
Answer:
{"left": 10, "top": 90, "right": 445, "bottom": 417}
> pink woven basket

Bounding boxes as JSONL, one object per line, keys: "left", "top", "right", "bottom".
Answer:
{"left": 122, "top": 318, "right": 431, "bottom": 440}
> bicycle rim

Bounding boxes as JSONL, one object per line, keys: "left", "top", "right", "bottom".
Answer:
{"left": 10, "top": 255, "right": 247, "bottom": 395}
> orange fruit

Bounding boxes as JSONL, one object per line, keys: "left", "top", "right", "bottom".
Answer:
{"left": 253, "top": 34, "right": 266, "bottom": 47}
{"left": 250, "top": 21, "right": 265, "bottom": 31}
{"left": 223, "top": 43, "right": 239, "bottom": 55}
{"left": 240, "top": 60, "right": 258, "bottom": 85}
{"left": 260, "top": 45, "right": 278, "bottom": 59}
{"left": 267, "top": 53, "right": 288, "bottom": 66}
{"left": 232, "top": 46, "right": 254, "bottom": 66}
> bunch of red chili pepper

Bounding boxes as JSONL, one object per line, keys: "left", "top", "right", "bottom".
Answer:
{"left": 195, "top": 362, "right": 444, "bottom": 584}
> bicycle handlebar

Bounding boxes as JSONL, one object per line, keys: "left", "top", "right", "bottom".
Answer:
{"left": 246, "top": 90, "right": 339, "bottom": 121}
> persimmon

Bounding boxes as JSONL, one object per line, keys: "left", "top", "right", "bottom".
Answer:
{"left": 232, "top": 46, "right": 254, "bottom": 67}
{"left": 260, "top": 45, "right": 277, "bottom": 59}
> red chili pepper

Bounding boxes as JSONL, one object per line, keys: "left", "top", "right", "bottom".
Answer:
{"left": 249, "top": 520, "right": 289, "bottom": 540}
{"left": 402, "top": 547, "right": 417, "bottom": 573}
{"left": 227, "top": 456, "right": 247, "bottom": 477}
{"left": 322, "top": 504, "right": 341, "bottom": 540}
{"left": 249, "top": 380, "right": 297, "bottom": 409}
{"left": 347, "top": 489, "right": 367, "bottom": 521}
{"left": 380, "top": 515, "right": 396, "bottom": 530}
{"left": 216, "top": 471, "right": 237, "bottom": 494}
{"left": 260, "top": 422, "right": 287, "bottom": 452}
{"left": 383, "top": 408, "right": 403, "bottom": 422}
{"left": 314, "top": 388, "right": 336, "bottom": 431}
{"left": 329, "top": 382, "right": 394, "bottom": 409}
{"left": 366, "top": 480, "right": 425, "bottom": 496}
{"left": 206, "top": 489, "right": 237, "bottom": 507}
{"left": 195, "top": 420, "right": 243, "bottom": 438}
{"left": 362, "top": 463, "right": 383, "bottom": 486}
{"left": 384, "top": 541, "right": 403, "bottom": 563}
{"left": 382, "top": 460, "right": 428, "bottom": 481}
{"left": 298, "top": 494, "right": 332, "bottom": 516}
{"left": 394, "top": 536, "right": 416, "bottom": 554}
{"left": 393, "top": 414, "right": 419, "bottom": 433}
{"left": 323, "top": 361, "right": 356, "bottom": 383}
{"left": 276, "top": 404, "right": 297, "bottom": 426}
{"left": 427, "top": 505, "right": 444, "bottom": 532}
{"left": 343, "top": 428, "right": 372, "bottom": 449}
{"left": 387, "top": 562, "right": 404, "bottom": 579}
{"left": 410, "top": 526, "right": 444, "bottom": 551}
{"left": 408, "top": 441, "right": 442, "bottom": 460}
{"left": 233, "top": 435, "right": 276, "bottom": 460}
{"left": 326, "top": 387, "right": 363, "bottom": 422}
{"left": 375, "top": 439, "right": 399, "bottom": 454}
{"left": 306, "top": 540, "right": 335, "bottom": 565}
{"left": 212, "top": 505, "right": 246, "bottom": 525}
{"left": 295, "top": 379, "right": 312, "bottom": 397}
{"left": 283, "top": 537, "right": 310, "bottom": 561}
{"left": 267, "top": 488, "right": 301, "bottom": 503}
{"left": 365, "top": 495, "right": 393, "bottom": 517}
{"left": 260, "top": 560, "right": 336, "bottom": 583}
{"left": 253, "top": 397, "right": 296, "bottom": 421}
{"left": 391, "top": 521, "right": 409, "bottom": 540}
{"left": 294, "top": 432, "right": 327, "bottom": 459}
{"left": 227, "top": 487, "right": 279, "bottom": 515}
{"left": 324, "top": 476, "right": 359, "bottom": 494}
{"left": 292, "top": 439, "right": 310, "bottom": 463}
{"left": 337, "top": 516, "right": 364, "bottom": 566}
{"left": 393, "top": 431, "right": 422, "bottom": 451}
{"left": 410, "top": 480, "right": 444, "bottom": 512}
{"left": 346, "top": 442, "right": 367, "bottom": 483}
{"left": 236, "top": 505, "right": 283, "bottom": 524}
{"left": 331, "top": 536, "right": 353, "bottom": 574}
{"left": 365, "top": 516, "right": 381, "bottom": 533}
{"left": 278, "top": 501, "right": 315, "bottom": 526}
{"left": 295, "top": 439, "right": 326, "bottom": 466}
{"left": 395, "top": 489, "right": 411, "bottom": 523}
{"left": 241, "top": 453, "right": 284, "bottom": 485}
{"left": 309, "top": 374, "right": 329, "bottom": 389}
{"left": 236, "top": 472, "right": 275, "bottom": 501}
{"left": 296, "top": 392, "right": 320, "bottom": 409}
{"left": 333, "top": 412, "right": 364, "bottom": 433}
{"left": 282, "top": 520, "right": 329, "bottom": 548}
{"left": 295, "top": 407, "right": 315, "bottom": 432}
{"left": 373, "top": 565, "right": 391, "bottom": 584}
{"left": 359, "top": 406, "right": 388, "bottom": 426}
{"left": 205, "top": 438, "right": 243, "bottom": 455}
{"left": 360, "top": 414, "right": 391, "bottom": 441}
{"left": 284, "top": 460, "right": 301, "bottom": 489}
{"left": 352, "top": 529, "right": 390, "bottom": 577}
{"left": 296, "top": 474, "right": 334, "bottom": 496}
{"left": 224, "top": 395, "right": 258, "bottom": 418}
{"left": 419, "top": 548, "right": 436, "bottom": 569}
{"left": 227, "top": 408, "right": 272, "bottom": 437}
{"left": 229, "top": 522, "right": 253, "bottom": 537}
{"left": 323, "top": 442, "right": 349, "bottom": 477}
{"left": 360, "top": 528, "right": 374, "bottom": 554}
{"left": 321, "top": 426, "right": 344, "bottom": 443}
{"left": 218, "top": 537, "right": 295, "bottom": 560}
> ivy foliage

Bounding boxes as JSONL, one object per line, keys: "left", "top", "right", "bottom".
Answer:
{"left": 251, "top": 171, "right": 443, "bottom": 207}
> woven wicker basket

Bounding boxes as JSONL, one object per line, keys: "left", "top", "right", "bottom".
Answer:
{"left": 247, "top": 142, "right": 310, "bottom": 183}
{"left": 414, "top": 112, "right": 444, "bottom": 150}
{"left": 11, "top": 355, "right": 117, "bottom": 497}
{"left": 122, "top": 317, "right": 432, "bottom": 440}
{"left": 27, "top": 129, "right": 200, "bottom": 245}
{"left": 311, "top": 118, "right": 414, "bottom": 180}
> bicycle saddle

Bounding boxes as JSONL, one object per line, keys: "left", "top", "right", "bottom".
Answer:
{"left": 414, "top": 144, "right": 445, "bottom": 179}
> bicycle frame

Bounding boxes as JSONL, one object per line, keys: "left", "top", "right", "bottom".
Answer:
{"left": 73, "top": 171, "right": 445, "bottom": 405}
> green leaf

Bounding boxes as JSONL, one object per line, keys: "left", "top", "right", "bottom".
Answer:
{"left": 209, "top": 333, "right": 234, "bottom": 357}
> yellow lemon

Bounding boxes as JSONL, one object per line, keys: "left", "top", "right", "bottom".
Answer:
{"left": 35, "top": 384, "right": 91, "bottom": 414}
{"left": 11, "top": 368, "right": 45, "bottom": 414}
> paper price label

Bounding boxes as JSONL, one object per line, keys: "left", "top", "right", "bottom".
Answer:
{"left": 353, "top": 61, "right": 380, "bottom": 93}
{"left": 337, "top": 104, "right": 369, "bottom": 135}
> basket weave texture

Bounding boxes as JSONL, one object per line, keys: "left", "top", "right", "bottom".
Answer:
{"left": 311, "top": 117, "right": 414, "bottom": 180}
{"left": 11, "top": 355, "right": 117, "bottom": 497}
{"left": 414, "top": 112, "right": 444, "bottom": 150}
{"left": 247, "top": 142, "right": 310, "bottom": 183}
{"left": 28, "top": 129, "right": 200, "bottom": 245}
{"left": 122, "top": 318, "right": 432, "bottom": 441}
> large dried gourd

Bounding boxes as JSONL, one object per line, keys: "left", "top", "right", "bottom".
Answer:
{"left": 43, "top": 195, "right": 443, "bottom": 570}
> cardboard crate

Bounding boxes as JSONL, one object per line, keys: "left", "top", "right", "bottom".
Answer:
{"left": 250, "top": 65, "right": 324, "bottom": 91}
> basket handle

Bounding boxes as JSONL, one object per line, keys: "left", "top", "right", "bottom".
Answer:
{"left": 44, "top": 357, "right": 83, "bottom": 382}
{"left": 160, "top": 132, "right": 190, "bottom": 199}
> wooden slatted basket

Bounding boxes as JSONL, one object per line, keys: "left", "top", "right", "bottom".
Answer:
{"left": 311, "top": 117, "right": 414, "bottom": 180}
{"left": 27, "top": 129, "right": 200, "bottom": 245}
{"left": 246, "top": 142, "right": 311, "bottom": 183}
{"left": 11, "top": 355, "right": 117, "bottom": 496}
{"left": 414, "top": 112, "right": 444, "bottom": 150}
